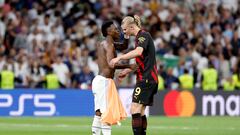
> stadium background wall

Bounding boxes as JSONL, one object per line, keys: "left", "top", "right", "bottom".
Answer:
{"left": 0, "top": 89, "right": 240, "bottom": 117}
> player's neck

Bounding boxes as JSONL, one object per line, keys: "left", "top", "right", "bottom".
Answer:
{"left": 134, "top": 27, "right": 141, "bottom": 36}
{"left": 106, "top": 36, "right": 114, "bottom": 43}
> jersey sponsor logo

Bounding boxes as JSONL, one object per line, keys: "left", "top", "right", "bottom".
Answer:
{"left": 138, "top": 37, "right": 145, "bottom": 44}
{"left": 163, "top": 90, "right": 196, "bottom": 117}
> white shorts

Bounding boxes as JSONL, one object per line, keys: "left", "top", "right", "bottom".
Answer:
{"left": 92, "top": 75, "right": 110, "bottom": 113}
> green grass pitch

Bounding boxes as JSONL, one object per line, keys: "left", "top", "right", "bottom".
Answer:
{"left": 0, "top": 116, "right": 240, "bottom": 135}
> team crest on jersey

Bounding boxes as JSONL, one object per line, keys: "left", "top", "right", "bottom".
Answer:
{"left": 138, "top": 37, "right": 145, "bottom": 43}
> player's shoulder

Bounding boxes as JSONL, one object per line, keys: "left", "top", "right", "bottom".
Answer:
{"left": 137, "top": 31, "right": 150, "bottom": 43}
{"left": 99, "top": 40, "right": 114, "bottom": 50}
{"left": 138, "top": 31, "right": 151, "bottom": 38}
{"left": 99, "top": 40, "right": 108, "bottom": 47}
{"left": 96, "top": 41, "right": 105, "bottom": 51}
{"left": 140, "top": 30, "right": 150, "bottom": 35}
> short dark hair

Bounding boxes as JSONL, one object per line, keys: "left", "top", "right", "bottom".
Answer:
{"left": 101, "top": 21, "right": 113, "bottom": 37}
{"left": 184, "top": 68, "right": 189, "bottom": 74}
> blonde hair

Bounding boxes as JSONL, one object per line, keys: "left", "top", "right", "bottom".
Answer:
{"left": 122, "top": 15, "right": 141, "bottom": 28}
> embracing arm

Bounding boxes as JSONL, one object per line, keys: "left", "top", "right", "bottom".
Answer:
{"left": 118, "top": 32, "right": 150, "bottom": 60}
{"left": 114, "top": 63, "right": 138, "bottom": 70}
{"left": 118, "top": 47, "right": 143, "bottom": 60}
{"left": 109, "top": 47, "right": 143, "bottom": 68}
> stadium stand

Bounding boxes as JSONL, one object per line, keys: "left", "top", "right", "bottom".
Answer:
{"left": 0, "top": 0, "right": 239, "bottom": 90}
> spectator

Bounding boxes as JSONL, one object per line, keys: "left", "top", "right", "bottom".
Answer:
{"left": 44, "top": 67, "right": 60, "bottom": 89}
{"left": 0, "top": 64, "right": 14, "bottom": 89}
{"left": 222, "top": 77, "right": 234, "bottom": 91}
{"left": 51, "top": 54, "right": 70, "bottom": 87}
{"left": 14, "top": 55, "right": 29, "bottom": 88}
{"left": 165, "top": 67, "right": 179, "bottom": 89}
{"left": 0, "top": 54, "right": 6, "bottom": 71}
{"left": 73, "top": 65, "right": 94, "bottom": 89}
{"left": 0, "top": 0, "right": 239, "bottom": 89}
{"left": 27, "top": 60, "right": 45, "bottom": 88}
{"left": 179, "top": 68, "right": 194, "bottom": 90}
{"left": 13, "top": 25, "right": 30, "bottom": 51}
{"left": 201, "top": 62, "right": 218, "bottom": 91}
{"left": 0, "top": 17, "right": 6, "bottom": 46}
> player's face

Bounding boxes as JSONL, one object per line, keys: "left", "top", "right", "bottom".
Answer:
{"left": 108, "top": 24, "right": 120, "bottom": 39}
{"left": 121, "top": 23, "right": 132, "bottom": 36}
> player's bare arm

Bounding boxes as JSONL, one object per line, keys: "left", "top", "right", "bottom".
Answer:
{"left": 110, "top": 47, "right": 143, "bottom": 67}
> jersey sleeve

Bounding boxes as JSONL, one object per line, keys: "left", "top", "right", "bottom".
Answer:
{"left": 137, "top": 32, "right": 149, "bottom": 50}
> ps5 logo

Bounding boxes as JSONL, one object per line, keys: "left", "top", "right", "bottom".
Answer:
{"left": 0, "top": 94, "right": 56, "bottom": 116}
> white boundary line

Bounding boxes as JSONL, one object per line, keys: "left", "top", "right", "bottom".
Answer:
{"left": 0, "top": 123, "right": 237, "bottom": 131}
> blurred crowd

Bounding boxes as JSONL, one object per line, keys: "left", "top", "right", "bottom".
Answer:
{"left": 0, "top": 0, "right": 240, "bottom": 90}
